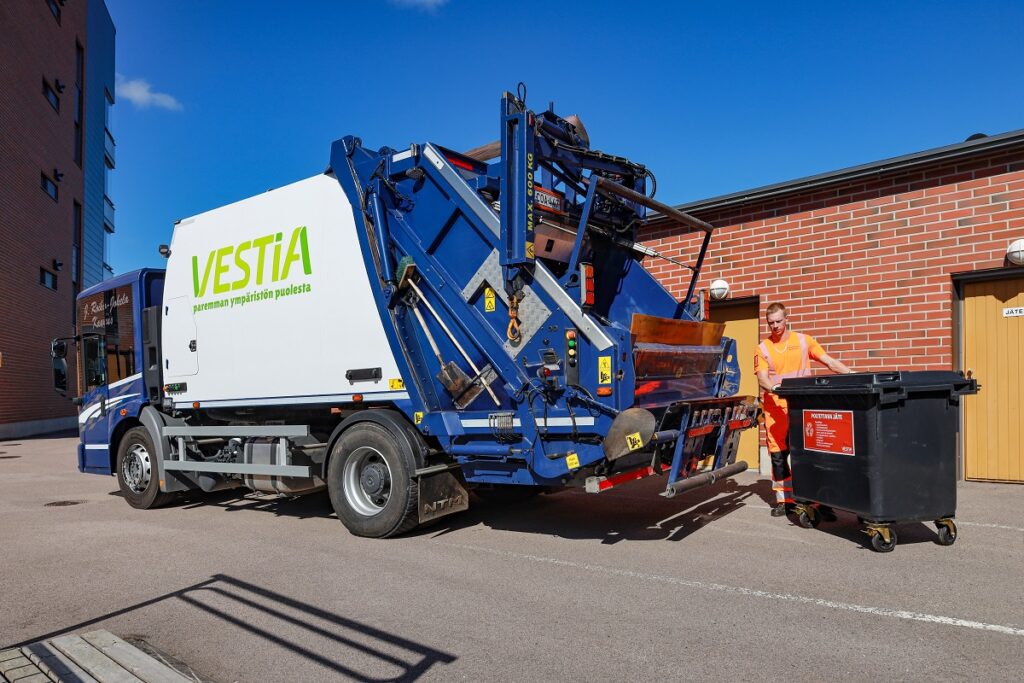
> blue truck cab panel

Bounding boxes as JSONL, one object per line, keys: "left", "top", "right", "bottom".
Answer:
{"left": 75, "top": 269, "right": 164, "bottom": 474}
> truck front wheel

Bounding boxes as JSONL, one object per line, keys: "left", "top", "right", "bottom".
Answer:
{"left": 327, "top": 422, "right": 419, "bottom": 538}
{"left": 116, "top": 427, "right": 174, "bottom": 509}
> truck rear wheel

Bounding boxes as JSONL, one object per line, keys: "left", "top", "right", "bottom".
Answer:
{"left": 116, "top": 426, "right": 174, "bottom": 509}
{"left": 327, "top": 422, "right": 419, "bottom": 538}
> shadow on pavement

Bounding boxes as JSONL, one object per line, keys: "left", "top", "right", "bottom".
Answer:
{"left": 4, "top": 574, "right": 456, "bottom": 682}
{"left": 140, "top": 474, "right": 781, "bottom": 544}
{"left": 0, "top": 428, "right": 79, "bottom": 444}
{"left": 785, "top": 509, "right": 948, "bottom": 551}
{"left": 418, "top": 476, "right": 778, "bottom": 543}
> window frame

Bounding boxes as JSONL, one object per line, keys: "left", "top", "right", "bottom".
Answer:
{"left": 81, "top": 335, "right": 107, "bottom": 392}
{"left": 46, "top": 0, "right": 61, "bottom": 24}
{"left": 41, "top": 172, "right": 58, "bottom": 201}
{"left": 40, "top": 267, "right": 58, "bottom": 290}
{"left": 43, "top": 78, "right": 60, "bottom": 112}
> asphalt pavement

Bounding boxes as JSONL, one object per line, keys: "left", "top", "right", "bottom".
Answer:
{"left": 1, "top": 434, "right": 1021, "bottom": 682}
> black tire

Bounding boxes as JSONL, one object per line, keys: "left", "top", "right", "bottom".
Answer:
{"left": 327, "top": 421, "right": 419, "bottom": 538}
{"left": 797, "top": 509, "right": 820, "bottom": 529}
{"left": 116, "top": 426, "right": 174, "bottom": 509}
{"left": 870, "top": 529, "right": 898, "bottom": 553}
{"left": 935, "top": 522, "right": 957, "bottom": 546}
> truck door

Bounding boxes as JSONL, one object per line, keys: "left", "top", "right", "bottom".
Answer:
{"left": 78, "top": 333, "right": 110, "bottom": 467}
{"left": 162, "top": 296, "right": 199, "bottom": 376}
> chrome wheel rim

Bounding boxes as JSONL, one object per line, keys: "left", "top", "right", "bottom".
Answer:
{"left": 343, "top": 446, "right": 392, "bottom": 516}
{"left": 122, "top": 443, "right": 152, "bottom": 494}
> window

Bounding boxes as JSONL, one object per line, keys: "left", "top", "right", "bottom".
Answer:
{"left": 43, "top": 79, "right": 60, "bottom": 112}
{"left": 40, "top": 268, "right": 58, "bottom": 290}
{"left": 78, "top": 286, "right": 135, "bottom": 387}
{"left": 46, "top": 0, "right": 61, "bottom": 24}
{"left": 41, "top": 173, "right": 58, "bottom": 201}
{"left": 81, "top": 335, "right": 106, "bottom": 391}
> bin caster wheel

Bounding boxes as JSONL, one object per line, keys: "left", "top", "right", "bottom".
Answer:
{"left": 797, "top": 508, "right": 820, "bottom": 529}
{"left": 869, "top": 527, "right": 897, "bottom": 553}
{"left": 935, "top": 519, "right": 957, "bottom": 546}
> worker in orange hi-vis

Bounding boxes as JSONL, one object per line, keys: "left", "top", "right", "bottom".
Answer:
{"left": 755, "top": 302, "right": 853, "bottom": 518}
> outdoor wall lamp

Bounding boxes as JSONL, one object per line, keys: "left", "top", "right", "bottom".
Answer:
{"left": 1007, "top": 238, "right": 1024, "bottom": 266}
{"left": 709, "top": 278, "right": 731, "bottom": 300}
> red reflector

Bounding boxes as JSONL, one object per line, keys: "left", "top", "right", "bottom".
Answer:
{"left": 192, "top": 402, "right": 200, "bottom": 409}
{"left": 728, "top": 419, "right": 752, "bottom": 430}
{"left": 592, "top": 463, "right": 671, "bottom": 492}
{"left": 597, "top": 387, "right": 613, "bottom": 397}
{"left": 353, "top": 394, "right": 363, "bottom": 402}
{"left": 687, "top": 425, "right": 716, "bottom": 437}
{"left": 542, "top": 368, "right": 551, "bottom": 377}
{"left": 446, "top": 156, "right": 476, "bottom": 172}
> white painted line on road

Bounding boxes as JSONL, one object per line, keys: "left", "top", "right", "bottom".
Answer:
{"left": 958, "top": 521, "right": 1024, "bottom": 533}
{"left": 446, "top": 543, "right": 1024, "bottom": 638}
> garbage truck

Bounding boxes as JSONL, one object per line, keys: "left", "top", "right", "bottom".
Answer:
{"left": 51, "top": 90, "right": 758, "bottom": 537}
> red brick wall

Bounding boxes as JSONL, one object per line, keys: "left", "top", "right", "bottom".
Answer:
{"left": 0, "top": 1, "right": 86, "bottom": 427}
{"left": 641, "top": 150, "right": 1024, "bottom": 373}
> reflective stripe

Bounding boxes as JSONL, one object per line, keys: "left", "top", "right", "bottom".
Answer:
{"left": 759, "top": 333, "right": 812, "bottom": 385}
{"left": 773, "top": 476, "right": 794, "bottom": 503}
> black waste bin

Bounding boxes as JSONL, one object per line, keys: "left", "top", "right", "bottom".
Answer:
{"left": 775, "top": 371, "right": 979, "bottom": 552}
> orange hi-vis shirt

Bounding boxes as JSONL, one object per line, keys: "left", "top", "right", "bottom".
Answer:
{"left": 755, "top": 332, "right": 826, "bottom": 453}
{"left": 754, "top": 331, "right": 825, "bottom": 391}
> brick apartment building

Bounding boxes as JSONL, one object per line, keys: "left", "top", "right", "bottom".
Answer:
{"left": 642, "top": 130, "right": 1024, "bottom": 483}
{"left": 0, "top": 0, "right": 116, "bottom": 439}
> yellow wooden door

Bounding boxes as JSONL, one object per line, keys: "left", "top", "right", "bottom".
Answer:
{"left": 710, "top": 301, "right": 760, "bottom": 469}
{"left": 963, "top": 277, "right": 1024, "bottom": 482}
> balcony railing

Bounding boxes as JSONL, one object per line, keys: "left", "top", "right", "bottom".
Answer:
{"left": 104, "top": 128, "right": 115, "bottom": 168}
{"left": 103, "top": 194, "right": 115, "bottom": 233}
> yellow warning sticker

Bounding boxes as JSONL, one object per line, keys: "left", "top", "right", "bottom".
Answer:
{"left": 484, "top": 287, "right": 496, "bottom": 313}
{"left": 525, "top": 241, "right": 535, "bottom": 259}
{"left": 598, "top": 356, "right": 612, "bottom": 384}
{"left": 414, "top": 411, "right": 424, "bottom": 425}
{"left": 626, "top": 432, "right": 644, "bottom": 451}
{"left": 566, "top": 453, "right": 580, "bottom": 470}
{"left": 389, "top": 378, "right": 405, "bottom": 390}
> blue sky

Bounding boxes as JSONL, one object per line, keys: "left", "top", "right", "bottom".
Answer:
{"left": 106, "top": 0, "right": 1024, "bottom": 273}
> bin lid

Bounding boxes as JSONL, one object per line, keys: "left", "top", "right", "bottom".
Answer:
{"left": 775, "top": 370, "right": 979, "bottom": 397}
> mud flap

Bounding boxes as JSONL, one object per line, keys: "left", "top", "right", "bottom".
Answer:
{"left": 418, "top": 471, "right": 470, "bottom": 524}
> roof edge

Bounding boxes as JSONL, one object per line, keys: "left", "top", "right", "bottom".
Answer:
{"left": 668, "top": 128, "right": 1024, "bottom": 217}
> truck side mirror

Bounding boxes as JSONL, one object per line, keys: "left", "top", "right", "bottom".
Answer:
{"left": 51, "top": 339, "right": 68, "bottom": 359}
{"left": 52, "top": 356, "right": 69, "bottom": 395}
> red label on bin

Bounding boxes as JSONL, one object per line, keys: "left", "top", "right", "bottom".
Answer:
{"left": 802, "top": 410, "right": 855, "bottom": 456}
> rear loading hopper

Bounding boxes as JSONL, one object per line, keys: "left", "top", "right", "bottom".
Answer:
{"left": 332, "top": 90, "right": 759, "bottom": 504}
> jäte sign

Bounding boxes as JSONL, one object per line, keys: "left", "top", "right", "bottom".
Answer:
{"left": 193, "top": 226, "right": 312, "bottom": 298}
